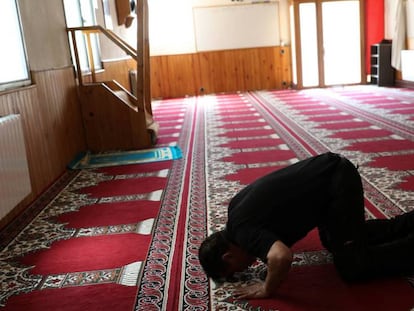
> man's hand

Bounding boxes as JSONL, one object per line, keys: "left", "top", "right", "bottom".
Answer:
{"left": 233, "top": 240, "right": 293, "bottom": 300}
{"left": 233, "top": 281, "right": 271, "bottom": 299}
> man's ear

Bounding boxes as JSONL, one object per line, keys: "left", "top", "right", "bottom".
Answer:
{"left": 221, "top": 250, "right": 234, "bottom": 263}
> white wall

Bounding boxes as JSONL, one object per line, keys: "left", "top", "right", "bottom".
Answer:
{"left": 95, "top": 0, "right": 291, "bottom": 57}
{"left": 149, "top": 0, "right": 196, "bottom": 55}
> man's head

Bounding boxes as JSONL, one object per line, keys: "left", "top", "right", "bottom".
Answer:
{"left": 198, "top": 230, "right": 255, "bottom": 280}
{"left": 198, "top": 231, "right": 230, "bottom": 280}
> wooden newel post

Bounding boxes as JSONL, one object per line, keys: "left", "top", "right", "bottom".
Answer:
{"left": 137, "top": 0, "right": 158, "bottom": 144}
{"left": 136, "top": 0, "right": 152, "bottom": 115}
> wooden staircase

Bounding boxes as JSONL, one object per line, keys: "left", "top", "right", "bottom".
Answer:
{"left": 67, "top": 0, "right": 157, "bottom": 152}
{"left": 79, "top": 81, "right": 158, "bottom": 152}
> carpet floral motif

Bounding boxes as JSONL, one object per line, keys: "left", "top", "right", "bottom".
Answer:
{"left": 0, "top": 167, "right": 161, "bottom": 307}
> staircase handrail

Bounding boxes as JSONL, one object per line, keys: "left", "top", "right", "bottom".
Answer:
{"left": 67, "top": 25, "right": 137, "bottom": 61}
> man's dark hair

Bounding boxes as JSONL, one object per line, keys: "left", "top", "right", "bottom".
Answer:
{"left": 198, "top": 230, "right": 230, "bottom": 280}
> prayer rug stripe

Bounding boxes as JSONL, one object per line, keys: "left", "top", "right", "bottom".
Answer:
{"left": 219, "top": 137, "right": 285, "bottom": 149}
{"left": 20, "top": 234, "right": 151, "bottom": 274}
{"left": 57, "top": 201, "right": 159, "bottom": 228}
{"left": 4, "top": 284, "right": 138, "bottom": 311}
{"left": 328, "top": 128, "right": 393, "bottom": 139}
{"left": 77, "top": 177, "right": 167, "bottom": 198}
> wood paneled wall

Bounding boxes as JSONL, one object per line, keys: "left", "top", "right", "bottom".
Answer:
{"left": 150, "top": 46, "right": 292, "bottom": 98}
{"left": 89, "top": 58, "right": 136, "bottom": 92}
{"left": 84, "top": 47, "right": 292, "bottom": 99}
{"left": 0, "top": 67, "right": 86, "bottom": 228}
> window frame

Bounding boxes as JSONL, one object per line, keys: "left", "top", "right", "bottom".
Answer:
{"left": 0, "top": 0, "right": 31, "bottom": 92}
{"left": 64, "top": 0, "right": 102, "bottom": 73}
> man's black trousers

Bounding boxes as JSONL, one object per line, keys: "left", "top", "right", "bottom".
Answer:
{"left": 317, "top": 155, "right": 414, "bottom": 281}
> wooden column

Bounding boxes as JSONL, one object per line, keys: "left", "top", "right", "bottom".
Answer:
{"left": 136, "top": 0, "right": 151, "bottom": 114}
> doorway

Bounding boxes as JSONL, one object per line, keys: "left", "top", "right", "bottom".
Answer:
{"left": 291, "top": 0, "right": 365, "bottom": 88}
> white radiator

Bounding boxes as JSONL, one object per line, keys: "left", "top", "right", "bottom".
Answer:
{"left": 0, "top": 114, "right": 31, "bottom": 220}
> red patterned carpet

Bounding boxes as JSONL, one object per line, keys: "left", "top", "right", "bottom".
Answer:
{"left": 1, "top": 86, "right": 414, "bottom": 310}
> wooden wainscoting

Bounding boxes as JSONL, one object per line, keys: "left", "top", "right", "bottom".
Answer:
{"left": 150, "top": 46, "right": 292, "bottom": 98}
{"left": 0, "top": 66, "right": 86, "bottom": 228}
{"left": 82, "top": 47, "right": 291, "bottom": 100}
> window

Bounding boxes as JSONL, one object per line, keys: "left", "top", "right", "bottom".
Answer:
{"left": 292, "top": 0, "right": 362, "bottom": 88}
{"left": 64, "top": 0, "right": 102, "bottom": 72}
{"left": 0, "top": 0, "right": 30, "bottom": 91}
